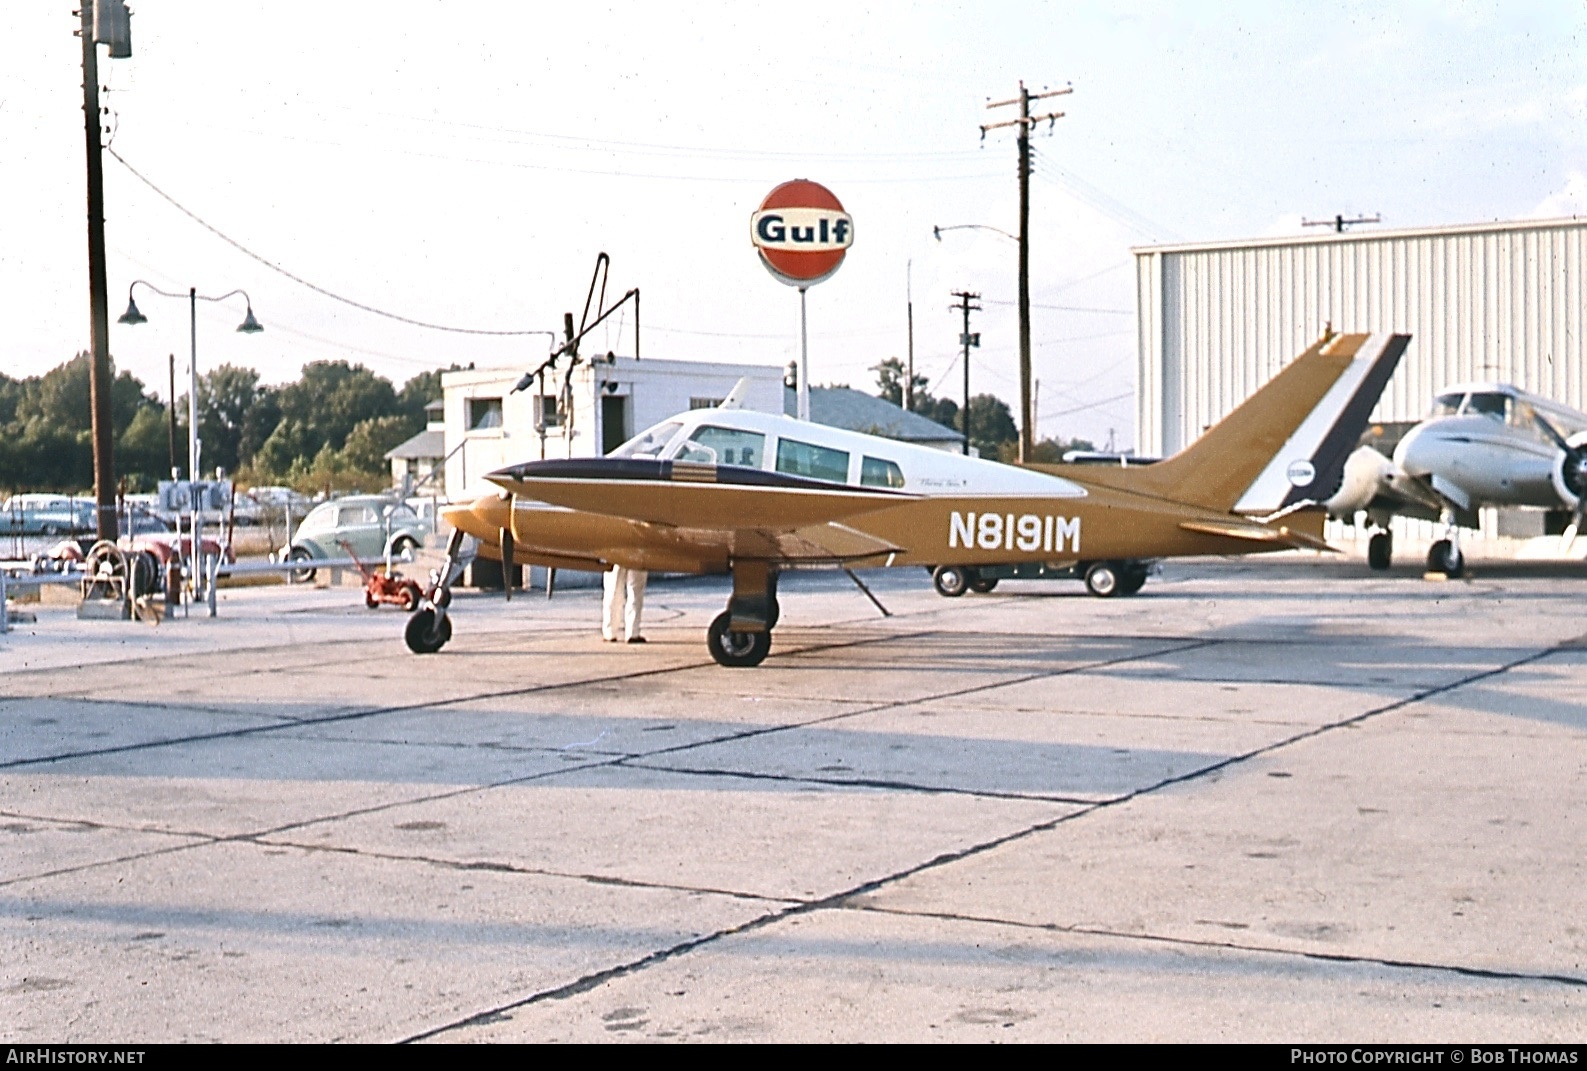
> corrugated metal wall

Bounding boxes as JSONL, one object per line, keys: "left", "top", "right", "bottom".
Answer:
{"left": 1136, "top": 218, "right": 1587, "bottom": 455}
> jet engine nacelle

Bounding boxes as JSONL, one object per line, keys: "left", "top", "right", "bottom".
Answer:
{"left": 1324, "top": 445, "right": 1396, "bottom": 518}
{"left": 1548, "top": 430, "right": 1587, "bottom": 511}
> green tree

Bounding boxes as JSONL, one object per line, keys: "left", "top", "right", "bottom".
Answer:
{"left": 339, "top": 415, "right": 412, "bottom": 476}
{"left": 967, "top": 393, "right": 1018, "bottom": 459}
{"left": 872, "top": 357, "right": 930, "bottom": 409}
{"left": 192, "top": 364, "right": 262, "bottom": 476}
{"left": 274, "top": 360, "right": 400, "bottom": 455}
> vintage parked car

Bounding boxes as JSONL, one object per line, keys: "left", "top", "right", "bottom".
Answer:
{"left": 0, "top": 494, "right": 95, "bottom": 536}
{"left": 284, "top": 495, "right": 426, "bottom": 581}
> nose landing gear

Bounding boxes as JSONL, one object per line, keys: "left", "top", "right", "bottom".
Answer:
{"left": 404, "top": 528, "right": 472, "bottom": 654}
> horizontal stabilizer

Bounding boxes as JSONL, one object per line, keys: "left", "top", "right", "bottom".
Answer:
{"left": 1179, "top": 518, "right": 1337, "bottom": 553}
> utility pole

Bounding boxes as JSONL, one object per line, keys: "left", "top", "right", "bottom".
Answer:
{"left": 952, "top": 290, "right": 981, "bottom": 456}
{"left": 81, "top": 4, "right": 117, "bottom": 545}
{"left": 905, "top": 261, "right": 915, "bottom": 413}
{"left": 1303, "top": 213, "right": 1382, "bottom": 234}
{"left": 983, "top": 80, "right": 1070, "bottom": 464}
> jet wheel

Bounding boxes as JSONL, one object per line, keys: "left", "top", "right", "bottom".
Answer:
{"left": 968, "top": 576, "right": 998, "bottom": 593}
{"left": 405, "top": 608, "right": 453, "bottom": 654}
{"left": 707, "top": 610, "right": 771, "bottom": 668}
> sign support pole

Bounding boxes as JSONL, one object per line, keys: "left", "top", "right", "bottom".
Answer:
{"left": 798, "top": 286, "right": 810, "bottom": 422}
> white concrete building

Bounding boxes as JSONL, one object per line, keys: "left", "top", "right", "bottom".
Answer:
{"left": 441, "top": 356, "right": 784, "bottom": 499}
{"left": 1134, "top": 216, "right": 1587, "bottom": 456}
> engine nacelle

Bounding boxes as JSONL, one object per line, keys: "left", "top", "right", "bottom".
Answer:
{"left": 1548, "top": 430, "right": 1587, "bottom": 511}
{"left": 1324, "top": 445, "right": 1395, "bottom": 518}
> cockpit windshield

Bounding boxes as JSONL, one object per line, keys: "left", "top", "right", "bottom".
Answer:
{"left": 1431, "top": 393, "right": 1465, "bottom": 417}
{"left": 609, "top": 421, "right": 682, "bottom": 459}
{"left": 1466, "top": 392, "right": 1509, "bottom": 420}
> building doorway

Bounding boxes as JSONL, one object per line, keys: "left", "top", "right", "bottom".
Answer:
{"left": 601, "top": 394, "right": 631, "bottom": 455}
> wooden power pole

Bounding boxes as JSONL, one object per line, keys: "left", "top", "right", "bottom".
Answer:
{"left": 952, "top": 290, "right": 981, "bottom": 456}
{"left": 982, "top": 80, "right": 1070, "bottom": 463}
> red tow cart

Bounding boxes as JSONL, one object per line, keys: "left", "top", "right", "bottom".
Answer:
{"left": 338, "top": 539, "right": 423, "bottom": 611}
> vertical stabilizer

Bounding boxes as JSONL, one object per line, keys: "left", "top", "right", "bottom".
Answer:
{"left": 1036, "top": 332, "right": 1409, "bottom": 514}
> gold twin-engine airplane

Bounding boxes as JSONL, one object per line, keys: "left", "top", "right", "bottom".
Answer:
{"left": 409, "top": 330, "right": 1408, "bottom": 667}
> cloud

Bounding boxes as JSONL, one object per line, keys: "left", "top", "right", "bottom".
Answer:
{"left": 1531, "top": 171, "right": 1587, "bottom": 218}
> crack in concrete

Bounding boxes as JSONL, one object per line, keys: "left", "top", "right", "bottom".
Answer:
{"left": 397, "top": 638, "right": 1574, "bottom": 1041}
{"left": 847, "top": 901, "right": 1587, "bottom": 989}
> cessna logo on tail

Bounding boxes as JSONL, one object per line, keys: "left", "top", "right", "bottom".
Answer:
{"left": 949, "top": 511, "right": 1081, "bottom": 553}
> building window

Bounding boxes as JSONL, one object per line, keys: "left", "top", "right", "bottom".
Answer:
{"left": 467, "top": 397, "right": 503, "bottom": 431}
{"left": 689, "top": 397, "right": 724, "bottom": 410}
{"left": 536, "top": 395, "right": 561, "bottom": 428}
{"left": 776, "top": 438, "right": 849, "bottom": 484}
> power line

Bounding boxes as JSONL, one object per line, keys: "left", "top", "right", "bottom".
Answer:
{"left": 108, "top": 147, "right": 550, "bottom": 337}
{"left": 982, "top": 298, "right": 1131, "bottom": 314}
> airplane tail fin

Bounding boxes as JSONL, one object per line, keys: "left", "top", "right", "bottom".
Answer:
{"left": 1053, "top": 332, "right": 1408, "bottom": 514}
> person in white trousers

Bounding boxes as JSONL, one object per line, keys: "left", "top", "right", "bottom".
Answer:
{"left": 602, "top": 564, "right": 648, "bottom": 643}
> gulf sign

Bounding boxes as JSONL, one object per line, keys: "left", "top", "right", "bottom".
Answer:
{"left": 750, "top": 179, "right": 852, "bottom": 287}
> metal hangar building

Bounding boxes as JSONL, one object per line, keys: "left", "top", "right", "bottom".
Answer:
{"left": 1133, "top": 216, "right": 1587, "bottom": 458}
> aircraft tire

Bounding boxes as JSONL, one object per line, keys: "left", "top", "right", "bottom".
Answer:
{"left": 968, "top": 576, "right": 998, "bottom": 593}
{"left": 365, "top": 589, "right": 381, "bottom": 609}
{"left": 932, "top": 565, "right": 971, "bottom": 598}
{"left": 1427, "top": 539, "right": 1464, "bottom": 578}
{"left": 1118, "top": 563, "right": 1149, "bottom": 595}
{"left": 707, "top": 610, "right": 771, "bottom": 667}
{"left": 405, "top": 608, "right": 452, "bottom": 654}
{"left": 1368, "top": 532, "right": 1393, "bottom": 571}
{"left": 1084, "top": 561, "right": 1123, "bottom": 598}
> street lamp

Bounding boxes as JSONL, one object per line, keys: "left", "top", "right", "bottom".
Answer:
{"left": 119, "top": 282, "right": 262, "bottom": 488}
{"left": 933, "top": 223, "right": 1018, "bottom": 244}
{"left": 119, "top": 282, "right": 261, "bottom": 615}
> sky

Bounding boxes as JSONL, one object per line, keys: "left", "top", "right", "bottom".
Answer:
{"left": 4, "top": 1, "right": 1585, "bottom": 449}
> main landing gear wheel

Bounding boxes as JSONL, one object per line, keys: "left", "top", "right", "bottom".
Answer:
{"left": 1368, "top": 531, "right": 1393, "bottom": 571}
{"left": 932, "top": 565, "right": 971, "bottom": 598}
{"left": 1427, "top": 538, "right": 1464, "bottom": 579}
{"left": 968, "top": 576, "right": 998, "bottom": 593}
{"left": 404, "top": 607, "right": 452, "bottom": 654}
{"left": 707, "top": 610, "right": 771, "bottom": 668}
{"left": 1084, "top": 560, "right": 1124, "bottom": 598}
{"left": 1117, "top": 563, "right": 1149, "bottom": 596}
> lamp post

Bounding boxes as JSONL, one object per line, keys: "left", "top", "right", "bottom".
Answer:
{"left": 119, "top": 282, "right": 263, "bottom": 486}
{"left": 119, "top": 283, "right": 261, "bottom": 612}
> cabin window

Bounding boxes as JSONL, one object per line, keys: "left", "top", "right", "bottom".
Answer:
{"left": 467, "top": 397, "right": 503, "bottom": 431}
{"left": 860, "top": 456, "right": 905, "bottom": 489}
{"left": 673, "top": 425, "right": 766, "bottom": 468}
{"left": 1466, "top": 392, "right": 1508, "bottom": 421}
{"left": 611, "top": 420, "right": 682, "bottom": 459}
{"left": 776, "top": 438, "right": 850, "bottom": 483}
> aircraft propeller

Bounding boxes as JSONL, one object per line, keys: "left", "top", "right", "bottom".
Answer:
{"left": 499, "top": 491, "right": 516, "bottom": 601}
{"left": 1531, "top": 410, "right": 1587, "bottom": 554}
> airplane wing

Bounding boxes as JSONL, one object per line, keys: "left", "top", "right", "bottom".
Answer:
{"left": 487, "top": 457, "right": 918, "bottom": 532}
